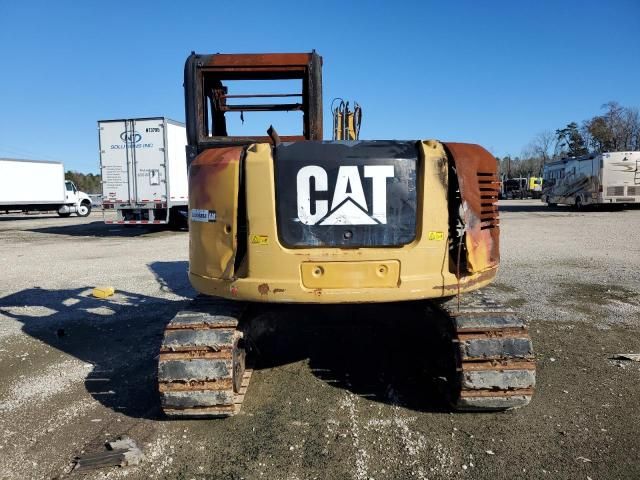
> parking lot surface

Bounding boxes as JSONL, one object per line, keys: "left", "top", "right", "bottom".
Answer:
{"left": 1, "top": 202, "right": 639, "bottom": 479}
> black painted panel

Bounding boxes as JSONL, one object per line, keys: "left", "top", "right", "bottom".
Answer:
{"left": 274, "top": 141, "right": 418, "bottom": 248}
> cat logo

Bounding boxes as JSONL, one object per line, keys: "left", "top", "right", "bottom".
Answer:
{"left": 296, "top": 165, "right": 394, "bottom": 225}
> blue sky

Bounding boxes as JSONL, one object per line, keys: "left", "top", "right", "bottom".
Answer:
{"left": 0, "top": 0, "right": 638, "bottom": 173}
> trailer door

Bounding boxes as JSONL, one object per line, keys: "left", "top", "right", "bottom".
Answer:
{"left": 128, "top": 118, "right": 168, "bottom": 203}
{"left": 99, "top": 120, "right": 134, "bottom": 203}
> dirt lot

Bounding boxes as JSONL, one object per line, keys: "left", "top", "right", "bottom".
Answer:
{"left": 1, "top": 202, "right": 639, "bottom": 480}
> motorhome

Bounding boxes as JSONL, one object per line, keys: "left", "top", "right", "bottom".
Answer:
{"left": 542, "top": 152, "right": 640, "bottom": 208}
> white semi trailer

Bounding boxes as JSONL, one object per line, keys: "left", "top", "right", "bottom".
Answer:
{"left": 542, "top": 151, "right": 640, "bottom": 208}
{"left": 0, "top": 158, "right": 92, "bottom": 217}
{"left": 98, "top": 117, "right": 188, "bottom": 226}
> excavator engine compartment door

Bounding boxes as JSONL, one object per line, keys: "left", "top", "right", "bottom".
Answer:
{"left": 189, "top": 146, "right": 243, "bottom": 280}
{"left": 275, "top": 141, "right": 418, "bottom": 248}
{"left": 444, "top": 142, "right": 500, "bottom": 273}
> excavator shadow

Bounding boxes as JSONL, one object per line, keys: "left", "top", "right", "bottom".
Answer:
{"left": 1, "top": 289, "right": 452, "bottom": 418}
{"left": 150, "top": 261, "right": 195, "bottom": 298}
{"left": 1, "top": 261, "right": 452, "bottom": 419}
{"left": 28, "top": 221, "right": 179, "bottom": 238}
{"left": 148, "top": 262, "right": 454, "bottom": 413}
{"left": 244, "top": 301, "right": 454, "bottom": 413}
{"left": 0, "top": 213, "right": 64, "bottom": 221}
{"left": 0, "top": 286, "right": 184, "bottom": 419}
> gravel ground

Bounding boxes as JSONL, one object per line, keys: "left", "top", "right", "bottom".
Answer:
{"left": 0, "top": 202, "right": 639, "bottom": 480}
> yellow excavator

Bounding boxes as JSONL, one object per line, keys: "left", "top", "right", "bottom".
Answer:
{"left": 157, "top": 51, "right": 535, "bottom": 417}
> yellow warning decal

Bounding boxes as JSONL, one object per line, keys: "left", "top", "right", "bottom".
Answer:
{"left": 251, "top": 235, "right": 269, "bottom": 245}
{"left": 428, "top": 231, "right": 444, "bottom": 241}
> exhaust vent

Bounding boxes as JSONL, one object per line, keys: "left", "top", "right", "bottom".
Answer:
{"left": 477, "top": 172, "right": 500, "bottom": 230}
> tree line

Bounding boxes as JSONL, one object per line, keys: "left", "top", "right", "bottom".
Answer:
{"left": 498, "top": 101, "right": 640, "bottom": 177}
{"left": 65, "top": 171, "right": 102, "bottom": 194}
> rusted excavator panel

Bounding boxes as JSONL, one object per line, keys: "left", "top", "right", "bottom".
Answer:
{"left": 444, "top": 143, "right": 500, "bottom": 272}
{"left": 205, "top": 53, "right": 313, "bottom": 69}
{"left": 189, "top": 147, "right": 243, "bottom": 280}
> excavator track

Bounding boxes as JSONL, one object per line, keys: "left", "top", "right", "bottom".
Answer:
{"left": 158, "top": 296, "right": 252, "bottom": 418}
{"left": 434, "top": 290, "right": 535, "bottom": 411}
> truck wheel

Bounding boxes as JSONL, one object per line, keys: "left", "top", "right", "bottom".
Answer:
{"left": 77, "top": 201, "right": 92, "bottom": 217}
{"left": 168, "top": 207, "right": 188, "bottom": 230}
{"left": 57, "top": 211, "right": 71, "bottom": 218}
{"left": 574, "top": 197, "right": 582, "bottom": 211}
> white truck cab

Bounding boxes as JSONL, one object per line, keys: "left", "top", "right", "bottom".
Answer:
{"left": 59, "top": 180, "right": 92, "bottom": 217}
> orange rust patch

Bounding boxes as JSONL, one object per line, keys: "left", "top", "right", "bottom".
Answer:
{"left": 460, "top": 388, "right": 534, "bottom": 398}
{"left": 462, "top": 360, "right": 536, "bottom": 371}
{"left": 435, "top": 269, "right": 497, "bottom": 291}
{"left": 158, "top": 379, "right": 233, "bottom": 392}
{"left": 189, "top": 147, "right": 244, "bottom": 207}
{"left": 159, "top": 350, "right": 231, "bottom": 360}
{"left": 206, "top": 53, "right": 313, "bottom": 68}
{"left": 444, "top": 143, "right": 500, "bottom": 273}
{"left": 457, "top": 329, "right": 530, "bottom": 341}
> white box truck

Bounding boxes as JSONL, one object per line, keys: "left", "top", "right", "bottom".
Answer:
{"left": 0, "top": 158, "right": 92, "bottom": 217}
{"left": 98, "top": 117, "right": 188, "bottom": 226}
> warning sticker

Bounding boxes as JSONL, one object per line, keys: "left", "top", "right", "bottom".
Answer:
{"left": 428, "top": 231, "right": 444, "bottom": 241}
{"left": 191, "top": 209, "right": 217, "bottom": 223}
{"left": 250, "top": 235, "right": 269, "bottom": 245}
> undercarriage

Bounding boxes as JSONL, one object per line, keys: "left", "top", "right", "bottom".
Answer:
{"left": 158, "top": 292, "right": 535, "bottom": 417}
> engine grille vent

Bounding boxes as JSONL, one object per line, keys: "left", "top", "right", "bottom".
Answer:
{"left": 477, "top": 172, "right": 499, "bottom": 230}
{"left": 607, "top": 186, "right": 625, "bottom": 196}
{"left": 627, "top": 186, "right": 639, "bottom": 196}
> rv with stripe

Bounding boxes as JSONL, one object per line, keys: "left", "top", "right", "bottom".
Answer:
{"left": 542, "top": 151, "right": 640, "bottom": 207}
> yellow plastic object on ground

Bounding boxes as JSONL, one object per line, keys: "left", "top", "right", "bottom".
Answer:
{"left": 92, "top": 286, "right": 115, "bottom": 299}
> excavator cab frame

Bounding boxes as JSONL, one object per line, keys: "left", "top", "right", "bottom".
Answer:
{"left": 184, "top": 51, "right": 323, "bottom": 161}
